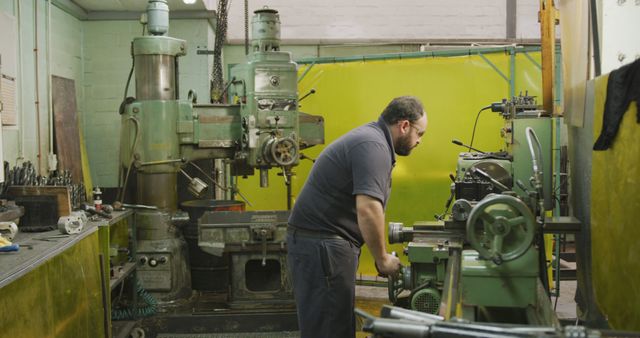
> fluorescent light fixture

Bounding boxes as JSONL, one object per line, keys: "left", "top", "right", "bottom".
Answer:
{"left": 183, "top": 0, "right": 197, "bottom": 4}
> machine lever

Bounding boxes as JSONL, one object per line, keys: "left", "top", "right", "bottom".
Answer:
{"left": 451, "top": 139, "right": 485, "bottom": 153}
{"left": 516, "top": 179, "right": 529, "bottom": 192}
{"left": 469, "top": 167, "right": 509, "bottom": 192}
{"left": 300, "top": 153, "right": 316, "bottom": 163}
{"left": 299, "top": 88, "right": 316, "bottom": 102}
{"left": 259, "top": 229, "right": 268, "bottom": 266}
{"left": 436, "top": 183, "right": 455, "bottom": 221}
{"left": 121, "top": 203, "right": 158, "bottom": 210}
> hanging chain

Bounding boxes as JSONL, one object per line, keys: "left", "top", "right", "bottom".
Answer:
{"left": 244, "top": 0, "right": 249, "bottom": 55}
{"left": 211, "top": 0, "right": 229, "bottom": 103}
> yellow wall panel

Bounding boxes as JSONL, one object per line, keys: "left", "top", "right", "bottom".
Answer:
{"left": 239, "top": 51, "right": 541, "bottom": 275}
{"left": 0, "top": 231, "right": 105, "bottom": 337}
{"left": 591, "top": 75, "right": 640, "bottom": 330}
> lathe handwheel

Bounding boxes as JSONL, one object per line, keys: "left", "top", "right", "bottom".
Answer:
{"left": 466, "top": 194, "right": 535, "bottom": 264}
{"left": 265, "top": 137, "right": 299, "bottom": 166}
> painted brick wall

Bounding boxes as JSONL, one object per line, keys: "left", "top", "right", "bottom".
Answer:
{"left": 0, "top": 1, "right": 83, "bottom": 175}
{"left": 226, "top": 0, "right": 542, "bottom": 42}
{"left": 82, "top": 19, "right": 213, "bottom": 187}
{"left": 517, "top": 1, "right": 542, "bottom": 40}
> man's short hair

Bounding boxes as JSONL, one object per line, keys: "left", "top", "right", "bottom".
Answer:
{"left": 380, "top": 96, "right": 425, "bottom": 125}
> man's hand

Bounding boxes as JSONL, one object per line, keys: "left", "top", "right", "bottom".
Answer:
{"left": 375, "top": 253, "right": 401, "bottom": 277}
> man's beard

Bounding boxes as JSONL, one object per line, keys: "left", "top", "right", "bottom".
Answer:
{"left": 395, "top": 134, "right": 413, "bottom": 156}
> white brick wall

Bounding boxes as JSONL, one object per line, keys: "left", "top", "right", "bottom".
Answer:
{"left": 225, "top": 0, "right": 542, "bottom": 42}
{"left": 517, "top": 1, "right": 541, "bottom": 40}
{"left": 82, "top": 19, "right": 211, "bottom": 186}
{"left": 601, "top": 0, "right": 640, "bottom": 73}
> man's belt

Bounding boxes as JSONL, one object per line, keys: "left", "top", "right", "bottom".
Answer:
{"left": 287, "top": 225, "right": 345, "bottom": 240}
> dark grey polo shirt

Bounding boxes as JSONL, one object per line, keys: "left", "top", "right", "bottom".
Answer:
{"left": 288, "top": 116, "right": 395, "bottom": 247}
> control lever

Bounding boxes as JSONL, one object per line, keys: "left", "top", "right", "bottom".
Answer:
{"left": 516, "top": 179, "right": 529, "bottom": 192}
{"left": 259, "top": 229, "right": 268, "bottom": 267}
{"left": 436, "top": 175, "right": 456, "bottom": 221}
{"left": 300, "top": 153, "right": 316, "bottom": 163}
{"left": 451, "top": 139, "right": 485, "bottom": 153}
{"left": 299, "top": 88, "right": 316, "bottom": 102}
{"left": 516, "top": 179, "right": 539, "bottom": 217}
{"left": 469, "top": 167, "right": 509, "bottom": 192}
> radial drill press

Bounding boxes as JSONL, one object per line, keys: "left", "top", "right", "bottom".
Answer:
{"left": 120, "top": 1, "right": 324, "bottom": 304}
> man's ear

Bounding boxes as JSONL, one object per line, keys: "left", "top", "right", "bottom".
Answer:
{"left": 398, "top": 120, "right": 410, "bottom": 134}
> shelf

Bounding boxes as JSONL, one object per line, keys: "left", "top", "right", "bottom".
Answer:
{"left": 110, "top": 262, "right": 137, "bottom": 290}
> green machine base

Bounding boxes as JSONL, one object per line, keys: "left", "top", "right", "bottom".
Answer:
{"left": 460, "top": 247, "right": 538, "bottom": 309}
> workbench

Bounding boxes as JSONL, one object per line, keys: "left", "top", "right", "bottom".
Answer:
{"left": 0, "top": 209, "right": 134, "bottom": 338}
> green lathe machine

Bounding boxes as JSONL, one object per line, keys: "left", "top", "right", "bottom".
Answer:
{"left": 119, "top": 0, "right": 323, "bottom": 308}
{"left": 387, "top": 94, "right": 559, "bottom": 325}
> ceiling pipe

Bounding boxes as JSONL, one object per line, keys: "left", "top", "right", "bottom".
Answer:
{"left": 14, "top": 0, "right": 24, "bottom": 162}
{"left": 47, "top": 0, "right": 57, "bottom": 173}
{"left": 34, "top": 0, "right": 43, "bottom": 174}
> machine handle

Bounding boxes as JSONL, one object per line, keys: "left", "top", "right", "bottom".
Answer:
{"left": 451, "top": 139, "right": 485, "bottom": 153}
{"left": 259, "top": 229, "right": 268, "bottom": 266}
{"left": 299, "top": 88, "right": 316, "bottom": 102}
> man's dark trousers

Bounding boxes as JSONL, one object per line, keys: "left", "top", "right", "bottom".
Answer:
{"left": 287, "top": 230, "right": 361, "bottom": 338}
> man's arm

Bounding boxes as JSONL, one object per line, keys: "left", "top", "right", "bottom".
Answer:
{"left": 356, "top": 194, "right": 401, "bottom": 276}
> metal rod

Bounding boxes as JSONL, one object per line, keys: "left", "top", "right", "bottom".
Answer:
{"left": 553, "top": 117, "right": 562, "bottom": 297}
{"left": 179, "top": 168, "right": 193, "bottom": 181}
{"left": 589, "top": 0, "right": 601, "bottom": 76}
{"left": 214, "top": 159, "right": 225, "bottom": 199}
{"left": 188, "top": 161, "right": 228, "bottom": 192}
{"left": 260, "top": 168, "right": 268, "bottom": 187}
{"left": 478, "top": 53, "right": 509, "bottom": 83}
{"left": 130, "top": 212, "right": 139, "bottom": 319}
{"left": 297, "top": 61, "right": 316, "bottom": 83}
{"left": 286, "top": 171, "right": 292, "bottom": 210}
{"left": 296, "top": 46, "right": 541, "bottom": 65}
{"left": 122, "top": 203, "right": 157, "bottom": 210}
{"left": 441, "top": 249, "right": 461, "bottom": 320}
{"left": 98, "top": 254, "right": 111, "bottom": 338}
{"left": 34, "top": 0, "right": 43, "bottom": 174}
{"left": 380, "top": 305, "right": 443, "bottom": 324}
{"left": 510, "top": 47, "right": 516, "bottom": 98}
{"left": 138, "top": 158, "right": 184, "bottom": 166}
{"left": 523, "top": 51, "right": 542, "bottom": 70}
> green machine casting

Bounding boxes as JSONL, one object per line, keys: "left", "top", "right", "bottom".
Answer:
{"left": 388, "top": 94, "right": 556, "bottom": 325}
{"left": 119, "top": 1, "right": 324, "bottom": 303}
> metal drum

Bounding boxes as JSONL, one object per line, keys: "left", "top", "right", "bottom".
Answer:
{"left": 252, "top": 8, "right": 280, "bottom": 52}
{"left": 135, "top": 54, "right": 176, "bottom": 100}
{"left": 181, "top": 200, "right": 245, "bottom": 291}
